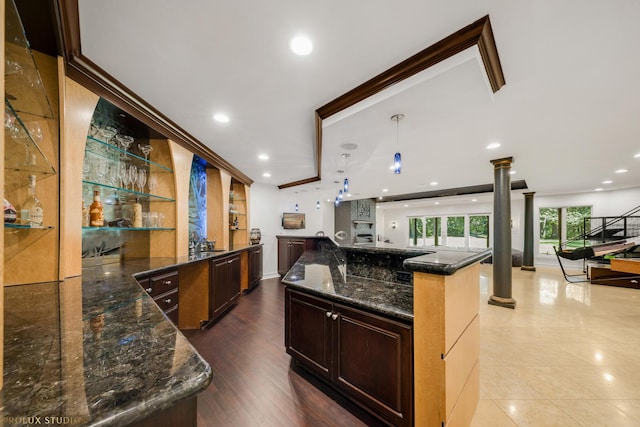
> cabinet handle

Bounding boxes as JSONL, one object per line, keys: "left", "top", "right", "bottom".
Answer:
{"left": 164, "top": 298, "right": 172, "bottom": 304}
{"left": 163, "top": 280, "right": 172, "bottom": 285}
{"left": 145, "top": 287, "right": 153, "bottom": 293}
{"left": 326, "top": 311, "right": 332, "bottom": 318}
{"left": 331, "top": 313, "right": 339, "bottom": 320}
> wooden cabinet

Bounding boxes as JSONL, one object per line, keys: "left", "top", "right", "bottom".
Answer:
{"left": 277, "top": 237, "right": 316, "bottom": 276}
{"left": 210, "top": 254, "right": 241, "bottom": 321}
{"left": 285, "top": 289, "right": 413, "bottom": 427}
{"left": 137, "top": 269, "right": 179, "bottom": 325}
{"left": 248, "top": 245, "right": 263, "bottom": 291}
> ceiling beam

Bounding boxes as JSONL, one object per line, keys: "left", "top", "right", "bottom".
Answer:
{"left": 278, "top": 14, "right": 505, "bottom": 190}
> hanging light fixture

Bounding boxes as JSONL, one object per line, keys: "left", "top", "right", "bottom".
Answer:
{"left": 295, "top": 203, "right": 299, "bottom": 212}
{"left": 391, "top": 113, "right": 404, "bottom": 174}
{"left": 342, "top": 153, "right": 350, "bottom": 192}
{"left": 315, "top": 187, "right": 320, "bottom": 209}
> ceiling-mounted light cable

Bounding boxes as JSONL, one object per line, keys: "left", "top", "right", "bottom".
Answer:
{"left": 342, "top": 153, "right": 350, "bottom": 192}
{"left": 391, "top": 113, "right": 404, "bottom": 174}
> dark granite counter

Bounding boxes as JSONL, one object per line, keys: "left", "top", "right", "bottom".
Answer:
{"left": 282, "top": 248, "right": 413, "bottom": 322}
{"left": 282, "top": 243, "right": 491, "bottom": 322}
{"left": 403, "top": 248, "right": 492, "bottom": 275}
{"left": 1, "top": 246, "right": 260, "bottom": 427}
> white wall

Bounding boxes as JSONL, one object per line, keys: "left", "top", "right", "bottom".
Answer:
{"left": 249, "top": 183, "right": 335, "bottom": 278}
{"left": 252, "top": 184, "right": 640, "bottom": 275}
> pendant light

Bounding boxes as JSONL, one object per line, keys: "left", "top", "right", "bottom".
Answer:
{"left": 342, "top": 153, "right": 350, "bottom": 192}
{"left": 315, "top": 187, "right": 320, "bottom": 209}
{"left": 391, "top": 113, "right": 404, "bottom": 174}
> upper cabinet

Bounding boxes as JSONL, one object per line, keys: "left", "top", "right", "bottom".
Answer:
{"left": 4, "top": 0, "right": 60, "bottom": 284}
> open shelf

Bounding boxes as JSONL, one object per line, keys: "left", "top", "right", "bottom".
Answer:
{"left": 82, "top": 227, "right": 175, "bottom": 231}
{"left": 82, "top": 180, "right": 175, "bottom": 202}
{"left": 86, "top": 135, "right": 173, "bottom": 173}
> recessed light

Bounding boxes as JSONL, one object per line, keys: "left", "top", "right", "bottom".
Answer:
{"left": 430, "top": 181, "right": 438, "bottom": 186}
{"left": 594, "top": 188, "right": 603, "bottom": 192}
{"left": 615, "top": 169, "right": 628, "bottom": 174}
{"left": 340, "top": 143, "right": 358, "bottom": 151}
{"left": 382, "top": 188, "right": 389, "bottom": 193}
{"left": 509, "top": 170, "right": 517, "bottom": 175}
{"left": 290, "top": 35, "right": 313, "bottom": 56}
{"left": 213, "top": 113, "right": 230, "bottom": 123}
{"left": 258, "top": 154, "right": 269, "bottom": 161}
{"left": 346, "top": 193, "right": 352, "bottom": 197}
{"left": 602, "top": 180, "right": 613, "bottom": 184}
{"left": 262, "top": 172, "right": 271, "bottom": 178}
{"left": 486, "top": 142, "right": 501, "bottom": 150}
{"left": 472, "top": 199, "right": 477, "bottom": 202}
{"left": 434, "top": 202, "right": 440, "bottom": 205}
{"left": 404, "top": 204, "right": 409, "bottom": 207}
{"left": 634, "top": 153, "right": 640, "bottom": 158}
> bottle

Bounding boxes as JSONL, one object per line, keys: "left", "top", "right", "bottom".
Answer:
{"left": 81, "top": 200, "right": 89, "bottom": 227}
{"left": 233, "top": 216, "right": 239, "bottom": 230}
{"left": 112, "top": 193, "right": 122, "bottom": 220}
{"left": 4, "top": 198, "right": 17, "bottom": 223}
{"left": 22, "top": 175, "right": 43, "bottom": 227}
{"left": 89, "top": 189, "right": 104, "bottom": 227}
{"left": 133, "top": 197, "right": 142, "bottom": 228}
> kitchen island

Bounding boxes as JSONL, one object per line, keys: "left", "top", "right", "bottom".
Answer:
{"left": 282, "top": 239, "right": 491, "bottom": 427}
{"left": 2, "top": 246, "right": 259, "bottom": 427}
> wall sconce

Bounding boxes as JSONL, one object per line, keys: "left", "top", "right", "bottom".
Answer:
{"left": 391, "top": 221, "right": 397, "bottom": 229}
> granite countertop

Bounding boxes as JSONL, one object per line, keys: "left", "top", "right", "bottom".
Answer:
{"left": 403, "top": 248, "right": 493, "bottom": 275}
{"left": 282, "top": 249, "right": 414, "bottom": 322}
{"left": 1, "top": 246, "right": 260, "bottom": 426}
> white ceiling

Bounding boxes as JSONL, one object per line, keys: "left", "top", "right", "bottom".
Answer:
{"left": 77, "top": 0, "right": 640, "bottom": 203}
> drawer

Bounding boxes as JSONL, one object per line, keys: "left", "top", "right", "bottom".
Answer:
{"left": 154, "top": 289, "right": 178, "bottom": 312}
{"left": 165, "top": 305, "right": 179, "bottom": 325}
{"left": 145, "top": 270, "right": 179, "bottom": 297}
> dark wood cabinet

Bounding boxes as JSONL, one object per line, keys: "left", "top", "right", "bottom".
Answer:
{"left": 210, "top": 254, "right": 241, "bottom": 322}
{"left": 136, "top": 269, "right": 179, "bottom": 325}
{"left": 277, "top": 237, "right": 317, "bottom": 276}
{"left": 248, "top": 245, "right": 263, "bottom": 291}
{"left": 285, "top": 289, "right": 413, "bottom": 427}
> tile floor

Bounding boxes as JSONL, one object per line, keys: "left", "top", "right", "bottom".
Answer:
{"left": 471, "top": 265, "right": 640, "bottom": 426}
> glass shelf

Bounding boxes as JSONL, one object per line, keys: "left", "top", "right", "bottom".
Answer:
{"left": 5, "top": 223, "right": 54, "bottom": 230}
{"left": 230, "top": 228, "right": 247, "bottom": 231}
{"left": 4, "top": 0, "right": 54, "bottom": 119}
{"left": 4, "top": 102, "right": 56, "bottom": 191}
{"left": 229, "top": 211, "right": 246, "bottom": 215}
{"left": 82, "top": 180, "right": 175, "bottom": 202}
{"left": 82, "top": 227, "right": 175, "bottom": 231}
{"left": 86, "top": 136, "right": 173, "bottom": 173}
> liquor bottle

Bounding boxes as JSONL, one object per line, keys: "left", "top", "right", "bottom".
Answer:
{"left": 89, "top": 189, "right": 104, "bottom": 227}
{"left": 112, "top": 193, "right": 122, "bottom": 220}
{"left": 4, "top": 198, "right": 17, "bottom": 223}
{"left": 22, "top": 175, "right": 43, "bottom": 227}
{"left": 132, "top": 197, "right": 142, "bottom": 228}
{"left": 82, "top": 200, "right": 89, "bottom": 227}
{"left": 233, "top": 216, "right": 239, "bottom": 230}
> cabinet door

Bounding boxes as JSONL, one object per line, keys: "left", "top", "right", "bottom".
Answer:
{"left": 210, "top": 257, "right": 231, "bottom": 320}
{"left": 332, "top": 304, "right": 413, "bottom": 427}
{"left": 277, "top": 238, "right": 291, "bottom": 276}
{"left": 227, "top": 254, "right": 241, "bottom": 304}
{"left": 288, "top": 240, "right": 306, "bottom": 268}
{"left": 249, "top": 246, "right": 263, "bottom": 287}
{"left": 285, "top": 289, "right": 332, "bottom": 379}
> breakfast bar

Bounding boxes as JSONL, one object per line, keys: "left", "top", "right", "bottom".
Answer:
{"left": 282, "top": 239, "right": 491, "bottom": 426}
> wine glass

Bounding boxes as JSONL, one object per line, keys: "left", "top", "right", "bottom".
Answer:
{"left": 138, "top": 144, "right": 153, "bottom": 161}
{"left": 116, "top": 134, "right": 134, "bottom": 156}
{"left": 137, "top": 168, "right": 147, "bottom": 193}
{"left": 128, "top": 165, "right": 138, "bottom": 192}
{"left": 148, "top": 175, "right": 158, "bottom": 193}
{"left": 120, "top": 164, "right": 132, "bottom": 190}
{"left": 100, "top": 126, "right": 117, "bottom": 144}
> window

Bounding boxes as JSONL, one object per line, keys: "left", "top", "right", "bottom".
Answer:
{"left": 408, "top": 214, "right": 489, "bottom": 249}
{"left": 539, "top": 206, "right": 591, "bottom": 254}
{"left": 469, "top": 215, "right": 490, "bottom": 249}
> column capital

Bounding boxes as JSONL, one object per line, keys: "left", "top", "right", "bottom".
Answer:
{"left": 490, "top": 156, "right": 514, "bottom": 169}
{"left": 523, "top": 191, "right": 536, "bottom": 197}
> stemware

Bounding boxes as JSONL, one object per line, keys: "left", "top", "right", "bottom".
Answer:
{"left": 128, "top": 165, "right": 138, "bottom": 192}
{"left": 148, "top": 175, "right": 158, "bottom": 193}
{"left": 137, "top": 169, "right": 147, "bottom": 193}
{"left": 99, "top": 126, "right": 117, "bottom": 144}
{"left": 138, "top": 144, "right": 153, "bottom": 161}
{"left": 116, "top": 134, "right": 134, "bottom": 156}
{"left": 120, "top": 164, "right": 132, "bottom": 190}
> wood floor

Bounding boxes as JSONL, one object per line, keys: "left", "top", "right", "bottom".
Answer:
{"left": 182, "top": 278, "right": 385, "bottom": 427}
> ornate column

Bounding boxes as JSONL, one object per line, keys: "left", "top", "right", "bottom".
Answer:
{"left": 489, "top": 157, "right": 516, "bottom": 309}
{"left": 521, "top": 192, "right": 536, "bottom": 271}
